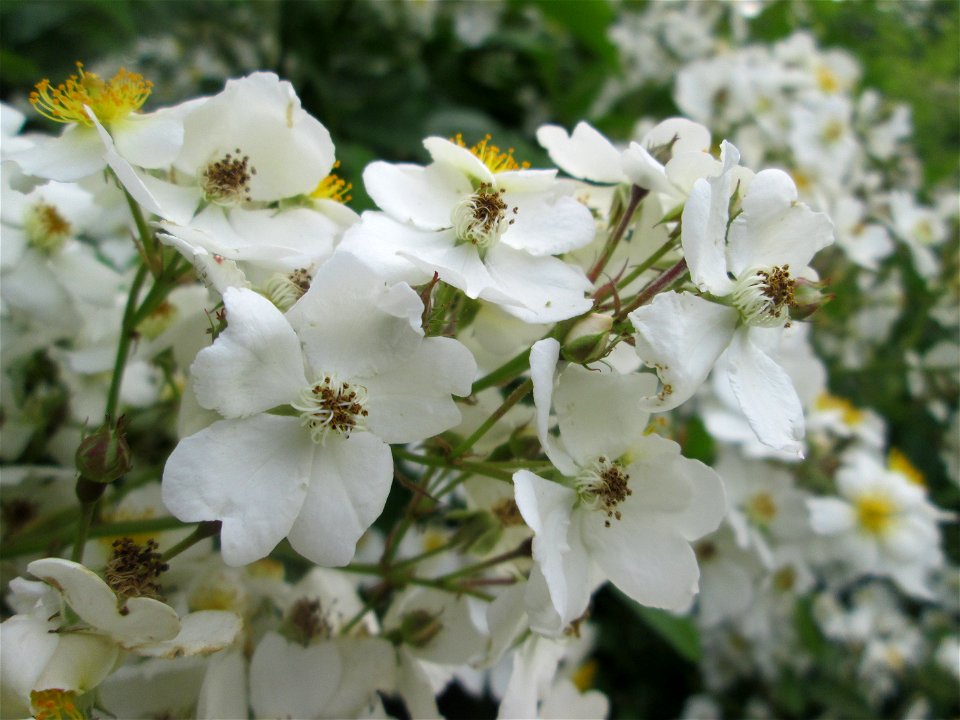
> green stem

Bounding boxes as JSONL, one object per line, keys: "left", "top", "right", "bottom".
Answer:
{"left": 615, "top": 235, "right": 678, "bottom": 292}
{"left": 104, "top": 263, "right": 149, "bottom": 423}
{"left": 434, "top": 540, "right": 531, "bottom": 582}
{"left": 69, "top": 502, "right": 97, "bottom": 563}
{"left": 406, "top": 576, "right": 493, "bottom": 601}
{"left": 161, "top": 521, "right": 221, "bottom": 562}
{"left": 448, "top": 379, "right": 532, "bottom": 460}
{"left": 123, "top": 187, "right": 158, "bottom": 271}
{"left": 392, "top": 448, "right": 515, "bottom": 483}
{"left": 587, "top": 184, "right": 648, "bottom": 283}
{"left": 471, "top": 348, "right": 531, "bottom": 394}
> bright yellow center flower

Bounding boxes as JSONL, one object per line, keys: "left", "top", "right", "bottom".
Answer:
{"left": 855, "top": 493, "right": 896, "bottom": 536}
{"left": 452, "top": 133, "right": 530, "bottom": 173}
{"left": 31, "top": 689, "right": 84, "bottom": 720}
{"left": 30, "top": 62, "right": 152, "bottom": 127}
{"left": 815, "top": 393, "right": 864, "bottom": 426}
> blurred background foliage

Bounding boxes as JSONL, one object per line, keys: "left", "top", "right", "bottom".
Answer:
{"left": 1, "top": 1, "right": 957, "bottom": 718}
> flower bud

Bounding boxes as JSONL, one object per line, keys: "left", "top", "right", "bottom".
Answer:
{"left": 75, "top": 417, "right": 132, "bottom": 484}
{"left": 561, "top": 313, "right": 613, "bottom": 364}
{"left": 791, "top": 278, "right": 832, "bottom": 321}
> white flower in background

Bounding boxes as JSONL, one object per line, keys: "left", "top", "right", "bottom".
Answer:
{"left": 0, "top": 168, "right": 125, "bottom": 330}
{"left": 701, "top": 322, "right": 827, "bottom": 461}
{"left": 499, "top": 633, "right": 609, "bottom": 720}
{"left": 714, "top": 451, "right": 810, "bottom": 566}
{"left": 341, "top": 134, "right": 596, "bottom": 323}
{"left": 536, "top": 117, "right": 716, "bottom": 208}
{"left": 887, "top": 190, "right": 948, "bottom": 280}
{"left": 5, "top": 63, "right": 187, "bottom": 183}
{"left": 630, "top": 143, "right": 834, "bottom": 453}
{"left": 828, "top": 194, "right": 893, "bottom": 270}
{"left": 693, "top": 525, "right": 762, "bottom": 628}
{"left": 162, "top": 252, "right": 476, "bottom": 566}
{"left": 807, "top": 447, "right": 949, "bottom": 599}
{"left": 514, "top": 339, "right": 726, "bottom": 630}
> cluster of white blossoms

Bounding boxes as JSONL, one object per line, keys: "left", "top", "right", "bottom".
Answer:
{"left": 0, "top": 9, "right": 956, "bottom": 716}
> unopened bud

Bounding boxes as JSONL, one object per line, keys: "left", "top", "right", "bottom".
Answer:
{"left": 75, "top": 417, "right": 132, "bottom": 484}
{"left": 791, "top": 278, "right": 832, "bottom": 321}
{"left": 561, "top": 313, "right": 613, "bottom": 364}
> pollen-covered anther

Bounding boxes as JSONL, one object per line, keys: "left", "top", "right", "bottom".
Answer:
{"left": 265, "top": 268, "right": 311, "bottom": 311}
{"left": 24, "top": 202, "right": 71, "bottom": 254}
{"left": 291, "top": 376, "right": 369, "bottom": 444}
{"left": 200, "top": 148, "right": 257, "bottom": 206}
{"left": 451, "top": 133, "right": 530, "bottom": 173}
{"left": 286, "top": 598, "right": 332, "bottom": 645}
{"left": 731, "top": 264, "right": 798, "bottom": 327}
{"left": 576, "top": 456, "right": 632, "bottom": 528}
{"left": 452, "top": 182, "right": 517, "bottom": 250}
{"left": 30, "top": 62, "right": 152, "bottom": 126}
{"left": 105, "top": 537, "right": 168, "bottom": 605}
{"left": 30, "top": 689, "right": 84, "bottom": 720}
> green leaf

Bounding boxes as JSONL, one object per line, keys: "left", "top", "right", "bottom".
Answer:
{"left": 624, "top": 593, "right": 702, "bottom": 662}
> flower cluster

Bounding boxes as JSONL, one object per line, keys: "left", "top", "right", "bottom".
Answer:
{"left": 0, "top": 3, "right": 956, "bottom": 718}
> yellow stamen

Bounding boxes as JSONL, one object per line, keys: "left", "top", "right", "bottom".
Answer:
{"left": 451, "top": 133, "right": 530, "bottom": 173}
{"left": 30, "top": 689, "right": 85, "bottom": 720}
{"left": 746, "top": 492, "right": 778, "bottom": 526}
{"left": 855, "top": 493, "right": 896, "bottom": 536}
{"left": 30, "top": 62, "right": 152, "bottom": 127}
{"left": 888, "top": 448, "right": 925, "bottom": 486}
{"left": 816, "top": 66, "right": 840, "bottom": 94}
{"left": 814, "top": 393, "right": 864, "bottom": 426}
{"left": 311, "top": 161, "right": 352, "bottom": 203}
{"left": 571, "top": 660, "right": 598, "bottom": 692}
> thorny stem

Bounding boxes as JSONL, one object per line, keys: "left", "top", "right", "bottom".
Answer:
{"left": 587, "top": 184, "right": 648, "bottom": 283}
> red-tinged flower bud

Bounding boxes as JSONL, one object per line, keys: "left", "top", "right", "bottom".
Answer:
{"left": 75, "top": 416, "right": 132, "bottom": 485}
{"left": 561, "top": 313, "right": 613, "bottom": 364}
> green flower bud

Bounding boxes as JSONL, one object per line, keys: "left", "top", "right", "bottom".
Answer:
{"left": 75, "top": 417, "right": 132, "bottom": 484}
{"left": 561, "top": 313, "right": 613, "bottom": 364}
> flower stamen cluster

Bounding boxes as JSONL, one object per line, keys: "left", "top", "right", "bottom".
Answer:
{"left": 451, "top": 132, "right": 530, "bottom": 173}
{"left": 731, "top": 264, "right": 797, "bottom": 327}
{"left": 200, "top": 148, "right": 257, "bottom": 205}
{"left": 291, "top": 376, "right": 369, "bottom": 444}
{"left": 264, "top": 268, "right": 311, "bottom": 311}
{"left": 575, "top": 456, "right": 632, "bottom": 528}
{"left": 105, "top": 537, "right": 168, "bottom": 604}
{"left": 311, "top": 161, "right": 353, "bottom": 203}
{"left": 23, "top": 203, "right": 72, "bottom": 254}
{"left": 30, "top": 62, "right": 152, "bottom": 126}
{"left": 30, "top": 689, "right": 84, "bottom": 720}
{"left": 452, "top": 182, "right": 517, "bottom": 250}
{"left": 285, "top": 598, "right": 332, "bottom": 645}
